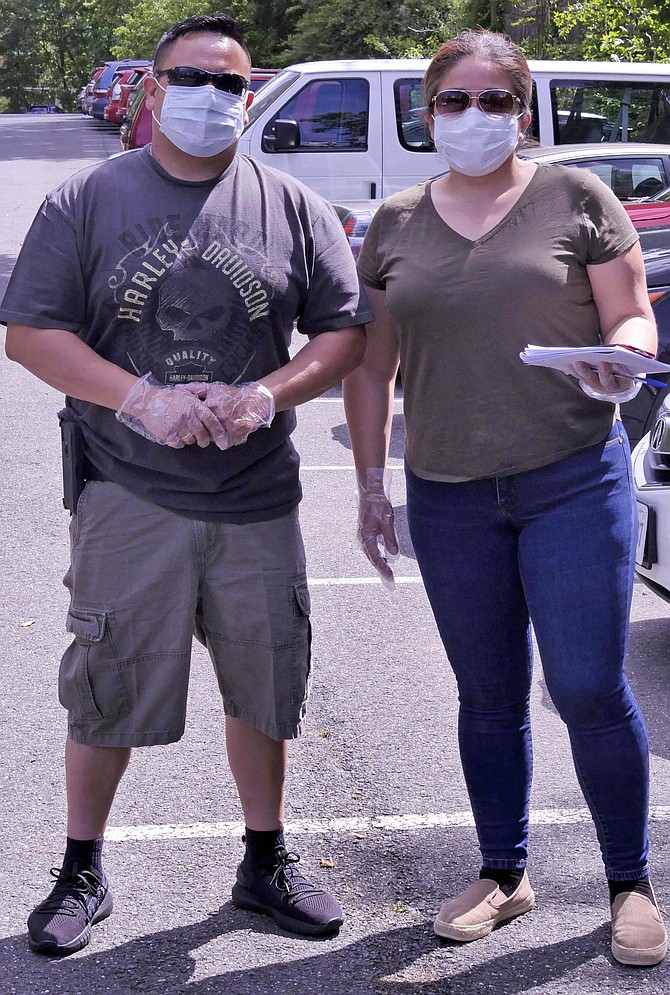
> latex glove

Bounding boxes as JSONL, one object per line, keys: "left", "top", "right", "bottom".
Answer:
{"left": 115, "top": 373, "right": 227, "bottom": 448}
{"left": 176, "top": 381, "right": 275, "bottom": 449}
{"left": 356, "top": 468, "right": 400, "bottom": 591}
{"left": 569, "top": 361, "right": 642, "bottom": 403}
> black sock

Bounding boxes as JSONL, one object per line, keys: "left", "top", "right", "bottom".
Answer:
{"left": 608, "top": 875, "right": 654, "bottom": 905}
{"left": 480, "top": 866, "right": 525, "bottom": 897}
{"left": 62, "top": 836, "right": 104, "bottom": 876}
{"left": 243, "top": 827, "right": 285, "bottom": 867}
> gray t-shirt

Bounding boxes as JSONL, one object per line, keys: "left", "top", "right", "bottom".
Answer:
{"left": 358, "top": 163, "right": 639, "bottom": 480}
{"left": 1, "top": 148, "right": 372, "bottom": 521}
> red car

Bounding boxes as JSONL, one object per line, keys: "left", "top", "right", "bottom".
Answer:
{"left": 120, "top": 68, "right": 278, "bottom": 150}
{"left": 83, "top": 66, "right": 105, "bottom": 116}
{"left": 625, "top": 193, "right": 670, "bottom": 230}
{"left": 104, "top": 65, "right": 152, "bottom": 125}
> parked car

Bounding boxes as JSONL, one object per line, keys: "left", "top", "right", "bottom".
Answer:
{"left": 90, "top": 59, "right": 151, "bottom": 120}
{"left": 119, "top": 68, "right": 278, "bottom": 151}
{"left": 75, "top": 86, "right": 87, "bottom": 113}
{"left": 104, "top": 65, "right": 151, "bottom": 125}
{"left": 28, "top": 104, "right": 64, "bottom": 114}
{"left": 248, "top": 69, "right": 279, "bottom": 93}
{"left": 332, "top": 201, "right": 377, "bottom": 259}
{"left": 518, "top": 143, "right": 670, "bottom": 201}
{"left": 119, "top": 80, "right": 152, "bottom": 150}
{"left": 626, "top": 182, "right": 670, "bottom": 230}
{"left": 631, "top": 244, "right": 670, "bottom": 600}
{"left": 83, "top": 66, "right": 105, "bottom": 116}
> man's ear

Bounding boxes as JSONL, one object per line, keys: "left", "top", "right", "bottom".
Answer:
{"left": 144, "top": 73, "right": 159, "bottom": 110}
{"left": 241, "top": 88, "right": 254, "bottom": 126}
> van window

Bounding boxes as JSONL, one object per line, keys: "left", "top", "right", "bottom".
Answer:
{"left": 395, "top": 78, "right": 433, "bottom": 151}
{"left": 549, "top": 80, "right": 670, "bottom": 144}
{"left": 261, "top": 78, "right": 369, "bottom": 152}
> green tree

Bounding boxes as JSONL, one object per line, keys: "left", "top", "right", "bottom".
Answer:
{"left": 279, "top": 0, "right": 461, "bottom": 63}
{"left": 112, "top": 0, "right": 263, "bottom": 62}
{"left": 553, "top": 0, "right": 670, "bottom": 61}
{"left": 0, "top": 0, "right": 134, "bottom": 112}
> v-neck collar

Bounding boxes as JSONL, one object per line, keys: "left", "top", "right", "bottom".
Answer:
{"left": 425, "top": 163, "right": 542, "bottom": 246}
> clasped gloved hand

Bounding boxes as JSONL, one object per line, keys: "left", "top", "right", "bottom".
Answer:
{"left": 569, "top": 361, "right": 642, "bottom": 403}
{"left": 176, "top": 380, "right": 276, "bottom": 449}
{"left": 115, "top": 373, "right": 228, "bottom": 448}
{"left": 356, "top": 468, "right": 400, "bottom": 591}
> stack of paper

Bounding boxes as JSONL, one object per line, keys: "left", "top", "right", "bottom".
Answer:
{"left": 519, "top": 344, "right": 670, "bottom": 376}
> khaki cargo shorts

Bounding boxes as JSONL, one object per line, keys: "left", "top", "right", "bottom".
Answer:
{"left": 59, "top": 481, "right": 312, "bottom": 746}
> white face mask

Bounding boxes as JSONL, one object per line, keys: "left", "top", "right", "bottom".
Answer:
{"left": 433, "top": 106, "right": 520, "bottom": 176}
{"left": 154, "top": 81, "right": 246, "bottom": 158}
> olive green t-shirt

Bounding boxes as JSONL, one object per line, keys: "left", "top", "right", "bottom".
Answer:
{"left": 358, "top": 163, "right": 639, "bottom": 480}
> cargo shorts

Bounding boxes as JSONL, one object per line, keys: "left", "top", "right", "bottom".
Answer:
{"left": 59, "top": 481, "right": 312, "bottom": 746}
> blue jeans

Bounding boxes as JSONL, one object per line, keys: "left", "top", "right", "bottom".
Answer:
{"left": 406, "top": 422, "right": 649, "bottom": 880}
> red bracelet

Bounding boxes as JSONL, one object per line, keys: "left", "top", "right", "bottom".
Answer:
{"left": 616, "top": 343, "right": 656, "bottom": 359}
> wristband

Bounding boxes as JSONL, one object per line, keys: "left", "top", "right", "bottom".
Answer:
{"left": 616, "top": 343, "right": 655, "bottom": 360}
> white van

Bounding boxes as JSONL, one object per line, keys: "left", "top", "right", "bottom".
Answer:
{"left": 238, "top": 59, "right": 670, "bottom": 200}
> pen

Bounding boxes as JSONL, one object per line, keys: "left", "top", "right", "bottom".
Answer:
{"left": 626, "top": 375, "right": 669, "bottom": 390}
{"left": 588, "top": 370, "right": 669, "bottom": 390}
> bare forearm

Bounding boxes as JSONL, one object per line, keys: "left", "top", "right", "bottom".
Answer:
{"left": 343, "top": 364, "right": 396, "bottom": 469}
{"left": 603, "top": 314, "right": 658, "bottom": 355}
{"left": 260, "top": 327, "right": 365, "bottom": 411}
{"left": 5, "top": 325, "right": 136, "bottom": 409}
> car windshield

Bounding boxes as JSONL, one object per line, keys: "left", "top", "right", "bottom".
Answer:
{"left": 243, "top": 70, "right": 300, "bottom": 130}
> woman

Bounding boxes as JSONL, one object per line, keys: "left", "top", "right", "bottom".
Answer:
{"left": 343, "top": 29, "right": 666, "bottom": 968}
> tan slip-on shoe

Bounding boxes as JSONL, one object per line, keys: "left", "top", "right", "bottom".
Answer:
{"left": 611, "top": 890, "right": 667, "bottom": 967}
{"left": 434, "top": 871, "right": 535, "bottom": 942}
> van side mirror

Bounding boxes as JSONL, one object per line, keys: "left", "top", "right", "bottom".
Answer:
{"left": 274, "top": 119, "right": 300, "bottom": 150}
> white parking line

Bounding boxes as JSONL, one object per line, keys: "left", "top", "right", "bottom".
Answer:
{"left": 106, "top": 806, "right": 670, "bottom": 843}
{"left": 308, "top": 397, "right": 404, "bottom": 403}
{"left": 308, "top": 577, "right": 422, "bottom": 586}
{"left": 301, "top": 465, "right": 404, "bottom": 471}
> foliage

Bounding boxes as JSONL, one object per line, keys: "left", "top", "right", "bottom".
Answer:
{"left": 112, "top": 0, "right": 253, "bottom": 61}
{"left": 3, "top": 0, "right": 670, "bottom": 115}
{"left": 0, "top": 0, "right": 133, "bottom": 111}
{"left": 553, "top": 0, "right": 670, "bottom": 62}
{"left": 280, "top": 1, "right": 463, "bottom": 63}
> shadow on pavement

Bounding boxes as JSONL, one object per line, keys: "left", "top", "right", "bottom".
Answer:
{"left": 0, "top": 914, "right": 611, "bottom": 995}
{"left": 0, "top": 117, "right": 118, "bottom": 163}
{"left": 332, "top": 413, "right": 405, "bottom": 462}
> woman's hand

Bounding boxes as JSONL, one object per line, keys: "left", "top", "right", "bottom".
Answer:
{"left": 569, "top": 361, "right": 641, "bottom": 403}
{"left": 356, "top": 468, "right": 400, "bottom": 591}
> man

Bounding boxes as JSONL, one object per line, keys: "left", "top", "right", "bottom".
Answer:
{"left": 1, "top": 13, "right": 370, "bottom": 956}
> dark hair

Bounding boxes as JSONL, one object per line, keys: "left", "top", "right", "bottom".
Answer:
{"left": 424, "top": 29, "right": 532, "bottom": 113}
{"left": 154, "top": 13, "right": 251, "bottom": 68}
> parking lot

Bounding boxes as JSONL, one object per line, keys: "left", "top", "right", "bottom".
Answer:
{"left": 0, "top": 113, "right": 669, "bottom": 995}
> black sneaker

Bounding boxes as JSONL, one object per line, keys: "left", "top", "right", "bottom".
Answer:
{"left": 232, "top": 845, "right": 344, "bottom": 936}
{"left": 27, "top": 865, "right": 113, "bottom": 956}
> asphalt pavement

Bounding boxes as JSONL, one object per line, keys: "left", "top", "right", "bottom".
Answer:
{"left": 0, "top": 114, "right": 669, "bottom": 995}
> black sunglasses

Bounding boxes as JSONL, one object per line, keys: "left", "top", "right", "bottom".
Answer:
{"left": 154, "top": 66, "right": 249, "bottom": 95}
{"left": 432, "top": 88, "right": 522, "bottom": 118}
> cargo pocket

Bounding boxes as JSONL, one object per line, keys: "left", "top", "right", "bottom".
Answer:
{"left": 59, "top": 607, "right": 130, "bottom": 722}
{"left": 291, "top": 582, "right": 312, "bottom": 706}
